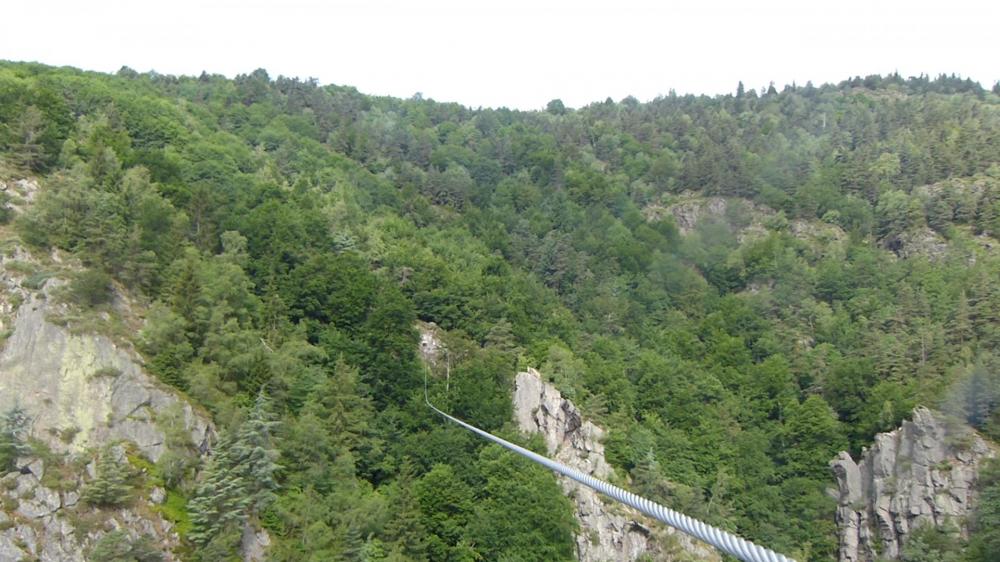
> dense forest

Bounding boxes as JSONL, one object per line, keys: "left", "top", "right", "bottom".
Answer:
{"left": 1, "top": 61, "right": 1000, "bottom": 561}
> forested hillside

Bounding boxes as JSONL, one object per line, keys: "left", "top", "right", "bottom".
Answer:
{"left": 1, "top": 61, "right": 999, "bottom": 561}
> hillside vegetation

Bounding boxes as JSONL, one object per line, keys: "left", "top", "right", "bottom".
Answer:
{"left": 2, "top": 62, "right": 1000, "bottom": 561}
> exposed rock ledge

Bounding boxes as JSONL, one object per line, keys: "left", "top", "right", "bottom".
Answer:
{"left": 830, "top": 407, "right": 997, "bottom": 562}
{"left": 513, "top": 368, "right": 718, "bottom": 562}
{"left": 0, "top": 454, "right": 181, "bottom": 561}
{"left": 0, "top": 285, "right": 212, "bottom": 462}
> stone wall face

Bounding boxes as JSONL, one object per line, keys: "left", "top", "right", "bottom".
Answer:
{"left": 830, "top": 407, "right": 997, "bottom": 562}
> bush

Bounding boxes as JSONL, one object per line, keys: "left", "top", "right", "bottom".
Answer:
{"left": 90, "top": 530, "right": 164, "bottom": 562}
{"left": 68, "top": 269, "right": 113, "bottom": 307}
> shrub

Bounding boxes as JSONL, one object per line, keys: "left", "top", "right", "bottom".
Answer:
{"left": 68, "top": 269, "right": 113, "bottom": 307}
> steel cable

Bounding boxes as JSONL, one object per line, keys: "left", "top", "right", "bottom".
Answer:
{"left": 425, "top": 379, "right": 797, "bottom": 562}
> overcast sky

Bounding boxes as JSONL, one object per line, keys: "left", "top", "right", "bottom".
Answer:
{"left": 3, "top": 0, "right": 997, "bottom": 110}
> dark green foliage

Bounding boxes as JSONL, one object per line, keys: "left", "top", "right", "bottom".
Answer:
{"left": 232, "top": 392, "right": 281, "bottom": 515}
{"left": 189, "top": 393, "right": 280, "bottom": 547}
{"left": 5, "top": 62, "right": 1000, "bottom": 560}
{"left": 90, "top": 530, "right": 165, "bottom": 562}
{"left": 944, "top": 355, "right": 1000, "bottom": 438}
{"left": 467, "top": 444, "right": 577, "bottom": 561}
{"left": 187, "top": 433, "right": 249, "bottom": 546}
{"left": 966, "top": 459, "right": 1000, "bottom": 562}
{"left": 383, "top": 458, "right": 428, "bottom": 561}
{"left": 68, "top": 268, "right": 114, "bottom": 307}
{"left": 82, "top": 446, "right": 134, "bottom": 507}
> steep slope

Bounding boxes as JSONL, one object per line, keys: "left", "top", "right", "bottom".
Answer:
{"left": 0, "top": 177, "right": 214, "bottom": 560}
{"left": 2, "top": 62, "right": 1000, "bottom": 561}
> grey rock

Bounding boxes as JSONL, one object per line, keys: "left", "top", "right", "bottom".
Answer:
{"left": 893, "top": 227, "right": 950, "bottom": 260}
{"left": 10, "top": 523, "right": 38, "bottom": 556}
{"left": 63, "top": 490, "right": 80, "bottom": 508}
{"left": 417, "top": 321, "right": 445, "bottom": 367}
{"left": 831, "top": 407, "right": 997, "bottom": 562}
{"left": 16, "top": 484, "right": 61, "bottom": 518}
{"left": 12, "top": 471, "right": 38, "bottom": 498}
{"left": 513, "top": 368, "right": 717, "bottom": 562}
{"left": 29, "top": 461, "right": 43, "bottom": 479}
{"left": 0, "top": 290, "right": 213, "bottom": 461}
{"left": 0, "top": 533, "right": 26, "bottom": 562}
{"left": 0, "top": 194, "right": 190, "bottom": 562}
{"left": 242, "top": 522, "right": 272, "bottom": 562}
{"left": 150, "top": 487, "right": 167, "bottom": 505}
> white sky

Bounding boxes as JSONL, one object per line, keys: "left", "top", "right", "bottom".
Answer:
{"left": 3, "top": 0, "right": 997, "bottom": 110}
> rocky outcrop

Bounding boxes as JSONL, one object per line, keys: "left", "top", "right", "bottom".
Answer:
{"left": 887, "top": 227, "right": 950, "bottom": 261}
{"left": 0, "top": 454, "right": 181, "bottom": 561}
{"left": 830, "top": 407, "right": 997, "bottom": 562}
{"left": 242, "top": 522, "right": 272, "bottom": 562}
{"left": 0, "top": 232, "right": 215, "bottom": 559}
{"left": 513, "top": 368, "right": 717, "bottom": 562}
{"left": 0, "top": 286, "right": 212, "bottom": 462}
{"left": 644, "top": 193, "right": 846, "bottom": 248}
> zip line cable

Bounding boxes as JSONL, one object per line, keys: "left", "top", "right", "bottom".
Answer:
{"left": 424, "top": 373, "right": 797, "bottom": 562}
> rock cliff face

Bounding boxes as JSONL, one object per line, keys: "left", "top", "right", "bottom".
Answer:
{"left": 0, "top": 285, "right": 212, "bottom": 462}
{"left": 513, "top": 368, "right": 717, "bottom": 562}
{"left": 0, "top": 236, "right": 214, "bottom": 559}
{"left": 830, "top": 407, "right": 997, "bottom": 562}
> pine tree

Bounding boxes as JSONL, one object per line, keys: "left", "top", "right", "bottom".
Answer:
{"left": 82, "top": 446, "right": 134, "bottom": 507}
{"left": 90, "top": 530, "right": 164, "bottom": 562}
{"left": 188, "top": 433, "right": 249, "bottom": 546}
{"left": 948, "top": 292, "right": 974, "bottom": 348}
{"left": 383, "top": 458, "right": 427, "bottom": 562}
{"left": 305, "top": 358, "right": 373, "bottom": 451}
{"left": 0, "top": 406, "right": 30, "bottom": 473}
{"left": 10, "top": 105, "right": 46, "bottom": 171}
{"left": 232, "top": 391, "right": 281, "bottom": 516}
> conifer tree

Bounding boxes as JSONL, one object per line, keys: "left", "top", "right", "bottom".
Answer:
{"left": 82, "top": 446, "right": 133, "bottom": 508}
{"left": 90, "top": 530, "right": 164, "bottom": 562}
{"left": 949, "top": 292, "right": 974, "bottom": 348}
{"left": 233, "top": 391, "right": 281, "bottom": 516}
{"left": 188, "top": 432, "right": 249, "bottom": 546}
{"left": 383, "top": 458, "right": 427, "bottom": 561}
{"left": 0, "top": 405, "right": 30, "bottom": 473}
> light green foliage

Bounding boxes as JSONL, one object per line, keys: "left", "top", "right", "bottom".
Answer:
{"left": 899, "top": 525, "right": 963, "bottom": 562}
{"left": 414, "top": 464, "right": 474, "bottom": 562}
{"left": 781, "top": 395, "right": 848, "bottom": 479}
